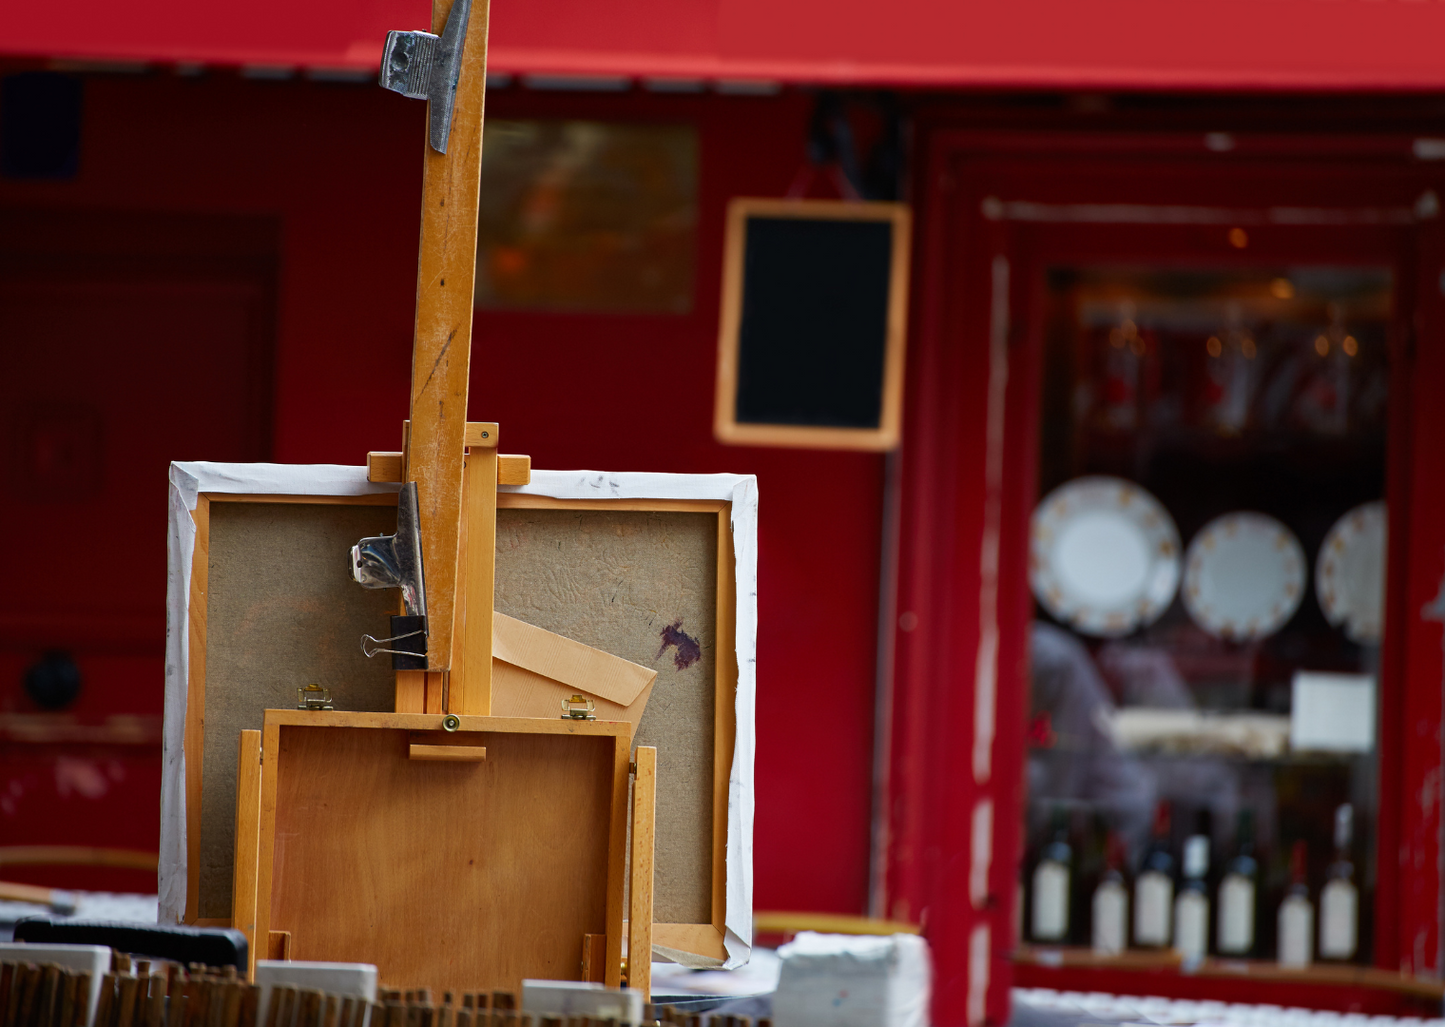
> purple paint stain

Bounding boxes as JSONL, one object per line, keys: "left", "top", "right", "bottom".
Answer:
{"left": 657, "top": 619, "right": 702, "bottom": 671}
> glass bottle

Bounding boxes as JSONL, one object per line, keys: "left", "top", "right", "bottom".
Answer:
{"left": 1278, "top": 840, "right": 1314, "bottom": 968}
{"left": 1217, "top": 810, "right": 1259, "bottom": 956}
{"left": 1174, "top": 833, "right": 1210, "bottom": 962}
{"left": 1031, "top": 807, "right": 1072, "bottom": 942}
{"left": 1092, "top": 831, "right": 1129, "bottom": 956}
{"left": 1319, "top": 804, "right": 1358, "bottom": 961}
{"left": 1134, "top": 802, "right": 1175, "bottom": 948}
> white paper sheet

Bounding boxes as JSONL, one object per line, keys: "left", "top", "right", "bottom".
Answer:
{"left": 1289, "top": 671, "right": 1376, "bottom": 754}
{"left": 159, "top": 463, "right": 757, "bottom": 970}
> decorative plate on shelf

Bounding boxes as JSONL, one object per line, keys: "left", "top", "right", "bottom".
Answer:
{"left": 1316, "top": 501, "right": 1387, "bottom": 645}
{"left": 1030, "top": 476, "right": 1181, "bottom": 638}
{"left": 1183, "top": 512, "right": 1305, "bottom": 641}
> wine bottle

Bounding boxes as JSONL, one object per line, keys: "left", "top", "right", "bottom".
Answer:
{"left": 1319, "top": 804, "right": 1358, "bottom": 961}
{"left": 1174, "top": 833, "right": 1210, "bottom": 962}
{"left": 1134, "top": 802, "right": 1175, "bottom": 947}
{"left": 1217, "top": 810, "right": 1258, "bottom": 956}
{"left": 1278, "top": 840, "right": 1314, "bottom": 968}
{"left": 1092, "top": 831, "right": 1129, "bottom": 956}
{"left": 1031, "top": 808, "right": 1072, "bottom": 942}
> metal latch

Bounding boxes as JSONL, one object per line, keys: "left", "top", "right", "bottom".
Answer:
{"left": 297, "top": 684, "right": 334, "bottom": 711}
{"left": 561, "top": 695, "right": 596, "bottom": 721}
{"left": 378, "top": 0, "right": 474, "bottom": 154}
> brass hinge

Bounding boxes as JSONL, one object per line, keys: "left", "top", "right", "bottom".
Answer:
{"left": 297, "top": 683, "right": 334, "bottom": 710}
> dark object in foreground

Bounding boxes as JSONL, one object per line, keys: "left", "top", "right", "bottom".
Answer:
{"left": 12, "top": 919, "right": 248, "bottom": 971}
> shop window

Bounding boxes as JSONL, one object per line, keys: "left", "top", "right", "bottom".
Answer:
{"left": 474, "top": 120, "right": 697, "bottom": 314}
{"left": 1025, "top": 266, "right": 1390, "bottom": 963}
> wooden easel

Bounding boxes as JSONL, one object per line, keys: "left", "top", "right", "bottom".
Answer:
{"left": 229, "top": 0, "right": 656, "bottom": 998}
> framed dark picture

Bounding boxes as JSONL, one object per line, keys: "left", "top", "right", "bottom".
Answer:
{"left": 714, "top": 198, "right": 911, "bottom": 450}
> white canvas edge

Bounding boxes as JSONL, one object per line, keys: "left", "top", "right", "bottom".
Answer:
{"left": 159, "top": 462, "right": 757, "bottom": 971}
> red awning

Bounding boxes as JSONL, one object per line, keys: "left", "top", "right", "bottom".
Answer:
{"left": 7, "top": 0, "right": 1445, "bottom": 91}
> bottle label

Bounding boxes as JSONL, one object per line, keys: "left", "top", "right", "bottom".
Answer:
{"left": 1135, "top": 870, "right": 1173, "bottom": 945}
{"left": 1032, "top": 861, "right": 1069, "bottom": 941}
{"left": 1320, "top": 879, "right": 1358, "bottom": 959}
{"left": 1218, "top": 873, "right": 1256, "bottom": 954}
{"left": 1092, "top": 881, "right": 1127, "bottom": 956}
{"left": 1278, "top": 895, "right": 1314, "bottom": 968}
{"left": 1175, "top": 890, "right": 1208, "bottom": 960}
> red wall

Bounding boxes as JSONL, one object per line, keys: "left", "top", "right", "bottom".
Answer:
{"left": 0, "top": 69, "right": 884, "bottom": 915}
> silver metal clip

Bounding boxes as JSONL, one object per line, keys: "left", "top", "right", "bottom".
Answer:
{"left": 360, "top": 628, "right": 426, "bottom": 659}
{"left": 379, "top": 0, "right": 473, "bottom": 154}
{"left": 351, "top": 481, "right": 428, "bottom": 618}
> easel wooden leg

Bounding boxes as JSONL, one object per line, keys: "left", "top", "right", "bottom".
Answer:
{"left": 402, "top": 0, "right": 491, "bottom": 677}
{"left": 449, "top": 439, "right": 498, "bottom": 716}
{"left": 424, "top": 672, "right": 446, "bottom": 715}
{"left": 231, "top": 730, "right": 262, "bottom": 980}
{"left": 267, "top": 932, "right": 292, "bottom": 961}
{"left": 580, "top": 935, "right": 607, "bottom": 984}
{"left": 628, "top": 747, "right": 656, "bottom": 1001}
{"left": 396, "top": 670, "right": 427, "bottom": 714}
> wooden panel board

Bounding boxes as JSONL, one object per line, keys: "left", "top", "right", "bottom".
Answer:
{"left": 193, "top": 498, "right": 400, "bottom": 920}
{"left": 493, "top": 498, "right": 721, "bottom": 928}
{"left": 256, "top": 711, "right": 628, "bottom": 996}
{"left": 714, "top": 197, "right": 911, "bottom": 451}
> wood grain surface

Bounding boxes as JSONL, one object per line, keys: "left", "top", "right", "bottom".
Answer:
{"left": 404, "top": 0, "right": 492, "bottom": 673}
{"left": 259, "top": 712, "right": 628, "bottom": 995}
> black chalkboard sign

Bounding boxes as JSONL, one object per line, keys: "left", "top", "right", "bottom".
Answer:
{"left": 714, "top": 199, "right": 911, "bottom": 450}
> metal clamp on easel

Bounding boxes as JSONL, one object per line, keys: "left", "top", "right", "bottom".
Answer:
{"left": 379, "top": 0, "right": 473, "bottom": 154}
{"left": 352, "top": 481, "right": 430, "bottom": 670}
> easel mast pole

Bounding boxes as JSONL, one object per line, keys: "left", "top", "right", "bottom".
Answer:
{"left": 403, "top": 0, "right": 491, "bottom": 683}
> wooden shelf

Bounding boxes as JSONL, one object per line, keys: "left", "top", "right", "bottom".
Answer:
{"left": 1015, "top": 946, "right": 1445, "bottom": 1001}
{"left": 0, "top": 714, "right": 162, "bottom": 745}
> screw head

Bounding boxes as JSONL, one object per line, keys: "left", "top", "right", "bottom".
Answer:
{"left": 442, "top": 714, "right": 460, "bottom": 732}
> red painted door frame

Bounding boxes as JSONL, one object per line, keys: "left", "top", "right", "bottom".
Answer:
{"left": 888, "top": 129, "right": 1445, "bottom": 1025}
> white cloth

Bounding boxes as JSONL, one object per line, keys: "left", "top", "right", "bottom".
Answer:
{"left": 773, "top": 932, "right": 932, "bottom": 1027}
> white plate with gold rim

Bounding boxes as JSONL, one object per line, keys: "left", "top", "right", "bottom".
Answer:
{"left": 1183, "top": 512, "right": 1305, "bottom": 641}
{"left": 1317, "top": 501, "right": 1386, "bottom": 645}
{"left": 1030, "top": 476, "right": 1181, "bottom": 638}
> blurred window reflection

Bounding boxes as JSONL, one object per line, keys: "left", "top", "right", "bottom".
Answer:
{"left": 1025, "top": 266, "right": 1390, "bottom": 961}
{"left": 474, "top": 120, "right": 698, "bottom": 313}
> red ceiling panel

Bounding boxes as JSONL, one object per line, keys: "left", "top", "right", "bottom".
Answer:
{"left": 7, "top": 0, "right": 1445, "bottom": 91}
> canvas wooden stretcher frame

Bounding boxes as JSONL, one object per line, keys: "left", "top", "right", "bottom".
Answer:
{"left": 169, "top": 470, "right": 748, "bottom": 968}
{"left": 495, "top": 492, "right": 736, "bottom": 964}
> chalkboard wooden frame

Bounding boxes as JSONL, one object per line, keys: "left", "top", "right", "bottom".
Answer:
{"left": 713, "top": 198, "right": 911, "bottom": 451}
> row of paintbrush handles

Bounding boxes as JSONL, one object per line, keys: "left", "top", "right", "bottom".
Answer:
{"left": 1, "top": 955, "right": 248, "bottom": 1027}
{"left": 0, "top": 958, "right": 772, "bottom": 1027}
{"left": 362, "top": 994, "right": 770, "bottom": 1027}
{"left": 652, "top": 1010, "right": 767, "bottom": 1027}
